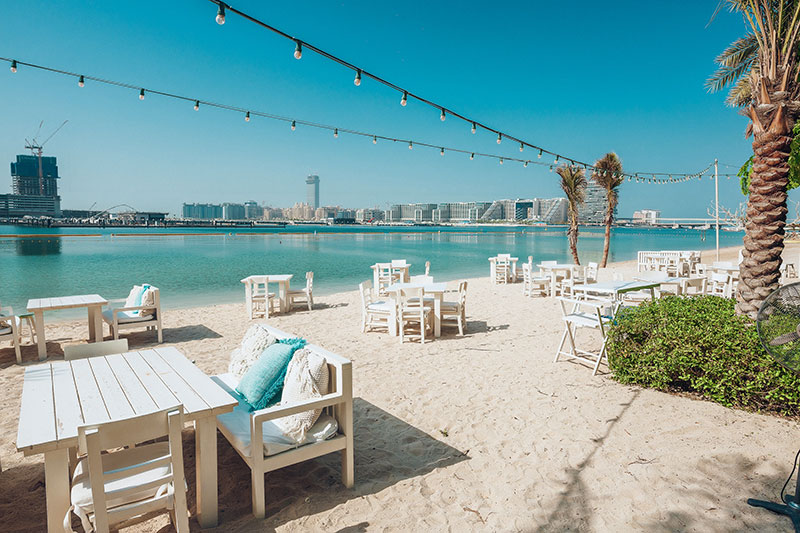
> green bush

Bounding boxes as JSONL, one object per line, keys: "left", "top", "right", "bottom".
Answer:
{"left": 607, "top": 295, "right": 800, "bottom": 416}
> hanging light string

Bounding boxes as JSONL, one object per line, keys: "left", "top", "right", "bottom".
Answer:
{"left": 205, "top": 0, "right": 739, "bottom": 183}
{"left": 1, "top": 56, "right": 737, "bottom": 183}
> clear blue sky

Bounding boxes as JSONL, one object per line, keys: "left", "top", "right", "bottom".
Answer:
{"left": 0, "top": 0, "right": 783, "bottom": 218}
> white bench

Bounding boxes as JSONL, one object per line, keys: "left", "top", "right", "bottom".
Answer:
{"left": 212, "top": 324, "right": 354, "bottom": 518}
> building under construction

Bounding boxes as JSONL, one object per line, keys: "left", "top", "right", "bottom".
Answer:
{"left": 0, "top": 154, "right": 62, "bottom": 217}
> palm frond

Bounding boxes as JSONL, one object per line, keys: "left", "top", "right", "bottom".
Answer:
{"left": 706, "top": 34, "right": 758, "bottom": 100}
{"left": 557, "top": 165, "right": 587, "bottom": 206}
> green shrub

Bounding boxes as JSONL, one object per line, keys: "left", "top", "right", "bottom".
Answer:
{"left": 607, "top": 295, "right": 800, "bottom": 416}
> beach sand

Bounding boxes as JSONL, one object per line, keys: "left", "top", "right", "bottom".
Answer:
{"left": 2, "top": 245, "right": 800, "bottom": 532}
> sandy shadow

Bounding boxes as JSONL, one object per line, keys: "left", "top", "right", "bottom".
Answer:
{"left": 311, "top": 302, "right": 349, "bottom": 310}
{"left": 199, "top": 398, "right": 469, "bottom": 530}
{"left": 114, "top": 324, "right": 223, "bottom": 348}
{"left": 463, "top": 320, "right": 510, "bottom": 334}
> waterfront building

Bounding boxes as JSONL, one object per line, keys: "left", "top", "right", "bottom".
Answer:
{"left": 288, "top": 202, "right": 314, "bottom": 220}
{"left": 528, "top": 198, "right": 568, "bottom": 224}
{"left": 306, "top": 175, "right": 320, "bottom": 209}
{"left": 633, "top": 209, "right": 661, "bottom": 224}
{"left": 577, "top": 181, "right": 613, "bottom": 224}
{"left": 222, "top": 203, "right": 246, "bottom": 220}
{"left": 0, "top": 154, "right": 62, "bottom": 217}
{"left": 244, "top": 201, "right": 262, "bottom": 219}
{"left": 356, "top": 208, "right": 384, "bottom": 222}
{"left": 182, "top": 203, "right": 223, "bottom": 220}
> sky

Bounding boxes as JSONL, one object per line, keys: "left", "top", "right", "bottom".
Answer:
{"left": 0, "top": 0, "right": 786, "bottom": 218}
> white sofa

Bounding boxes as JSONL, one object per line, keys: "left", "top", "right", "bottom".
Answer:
{"left": 212, "top": 324, "right": 354, "bottom": 518}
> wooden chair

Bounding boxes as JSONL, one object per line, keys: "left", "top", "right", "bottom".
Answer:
{"left": 212, "top": 324, "right": 353, "bottom": 519}
{"left": 682, "top": 277, "right": 707, "bottom": 295}
{"left": 555, "top": 297, "right": 620, "bottom": 375}
{"left": 522, "top": 263, "right": 549, "bottom": 297}
{"left": 243, "top": 276, "right": 278, "bottom": 319}
{"left": 375, "top": 263, "right": 393, "bottom": 296}
{"left": 102, "top": 286, "right": 163, "bottom": 343}
{"left": 64, "top": 339, "right": 129, "bottom": 360}
{"left": 65, "top": 406, "right": 189, "bottom": 533}
{"left": 0, "top": 306, "right": 22, "bottom": 364}
{"left": 287, "top": 271, "right": 314, "bottom": 311}
{"left": 397, "top": 287, "right": 431, "bottom": 343}
{"left": 708, "top": 272, "right": 730, "bottom": 297}
{"left": 359, "top": 280, "right": 392, "bottom": 333}
{"left": 494, "top": 256, "right": 511, "bottom": 284}
{"left": 441, "top": 281, "right": 467, "bottom": 335}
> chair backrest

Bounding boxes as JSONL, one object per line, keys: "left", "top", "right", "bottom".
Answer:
{"left": 64, "top": 339, "right": 129, "bottom": 360}
{"left": 458, "top": 281, "right": 468, "bottom": 308}
{"left": 391, "top": 259, "right": 407, "bottom": 267}
{"left": 711, "top": 272, "right": 729, "bottom": 283}
{"left": 359, "top": 280, "right": 374, "bottom": 309}
{"left": 77, "top": 406, "right": 185, "bottom": 532}
{"left": 375, "top": 263, "right": 393, "bottom": 295}
{"left": 497, "top": 253, "right": 511, "bottom": 263}
{"left": 424, "top": 261, "right": 431, "bottom": 276}
{"left": 399, "top": 287, "right": 424, "bottom": 309}
{"left": 683, "top": 277, "right": 707, "bottom": 294}
{"left": 586, "top": 262, "right": 598, "bottom": 282}
{"left": 522, "top": 263, "right": 532, "bottom": 283}
{"left": 305, "top": 271, "right": 314, "bottom": 291}
{"left": 410, "top": 275, "right": 434, "bottom": 284}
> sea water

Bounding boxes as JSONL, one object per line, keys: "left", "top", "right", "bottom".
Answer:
{"left": 0, "top": 224, "right": 744, "bottom": 318}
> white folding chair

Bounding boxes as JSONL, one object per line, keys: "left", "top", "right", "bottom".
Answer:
{"left": 554, "top": 297, "right": 620, "bottom": 375}
{"left": 287, "top": 271, "right": 314, "bottom": 311}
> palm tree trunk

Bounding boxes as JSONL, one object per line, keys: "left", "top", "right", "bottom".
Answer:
{"left": 568, "top": 215, "right": 580, "bottom": 265}
{"left": 601, "top": 210, "right": 612, "bottom": 268}
{"left": 736, "top": 130, "right": 790, "bottom": 318}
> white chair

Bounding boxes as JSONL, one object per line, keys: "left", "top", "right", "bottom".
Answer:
{"left": 424, "top": 261, "right": 431, "bottom": 276}
{"left": 359, "top": 280, "right": 392, "bottom": 333}
{"left": 375, "top": 263, "right": 393, "bottom": 296}
{"left": 0, "top": 306, "right": 22, "bottom": 364}
{"left": 682, "top": 277, "right": 707, "bottom": 295}
{"left": 212, "top": 324, "right": 353, "bottom": 519}
{"left": 102, "top": 286, "right": 163, "bottom": 343}
{"left": 64, "top": 339, "right": 129, "bottom": 361}
{"left": 287, "top": 271, "right": 314, "bottom": 311}
{"left": 708, "top": 272, "right": 730, "bottom": 296}
{"left": 243, "top": 276, "right": 278, "bottom": 319}
{"left": 64, "top": 406, "right": 189, "bottom": 533}
{"left": 441, "top": 281, "right": 467, "bottom": 335}
{"left": 522, "top": 263, "right": 550, "bottom": 297}
{"left": 694, "top": 263, "right": 707, "bottom": 276}
{"left": 585, "top": 262, "right": 599, "bottom": 283}
{"left": 554, "top": 297, "right": 620, "bottom": 375}
{"left": 494, "top": 256, "right": 511, "bottom": 284}
{"left": 397, "top": 287, "right": 431, "bottom": 343}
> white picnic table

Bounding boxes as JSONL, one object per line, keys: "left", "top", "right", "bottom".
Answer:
{"left": 241, "top": 274, "right": 293, "bottom": 313}
{"left": 385, "top": 281, "right": 447, "bottom": 337}
{"left": 572, "top": 280, "right": 661, "bottom": 301}
{"left": 537, "top": 263, "right": 577, "bottom": 297}
{"left": 633, "top": 274, "right": 685, "bottom": 295}
{"left": 488, "top": 256, "right": 519, "bottom": 283}
{"left": 27, "top": 294, "right": 108, "bottom": 360}
{"left": 16, "top": 346, "right": 238, "bottom": 532}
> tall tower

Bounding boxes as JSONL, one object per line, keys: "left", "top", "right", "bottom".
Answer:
{"left": 306, "top": 175, "right": 320, "bottom": 208}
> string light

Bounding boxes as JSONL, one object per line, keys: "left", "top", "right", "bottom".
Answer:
{"left": 215, "top": 3, "right": 226, "bottom": 24}
{"left": 194, "top": 100, "right": 200, "bottom": 110}
{"left": 470, "top": 153, "right": 474, "bottom": 160}
{"left": 440, "top": 109, "right": 446, "bottom": 122}
{"left": 354, "top": 70, "right": 361, "bottom": 86}
{"left": 471, "top": 122, "right": 476, "bottom": 134}
{"left": 555, "top": 155, "right": 559, "bottom": 164}
{"left": 538, "top": 149, "right": 542, "bottom": 159}
{"left": 499, "top": 158, "right": 504, "bottom": 165}
{"left": 334, "top": 127, "right": 338, "bottom": 137}
{"left": 139, "top": 88, "right": 145, "bottom": 100}
{"left": 400, "top": 91, "right": 407, "bottom": 107}
{"left": 497, "top": 133, "right": 502, "bottom": 144}
{"left": 373, "top": 135, "right": 377, "bottom": 144}
{"left": 519, "top": 143, "right": 524, "bottom": 152}
{"left": 440, "top": 147, "right": 445, "bottom": 156}
{"left": 10, "top": 60, "right": 17, "bottom": 73}
{"left": 294, "top": 41, "right": 302, "bottom": 59}
{"left": 408, "top": 141, "right": 413, "bottom": 150}
{"left": 245, "top": 111, "right": 250, "bottom": 122}
{"left": 524, "top": 161, "right": 528, "bottom": 168}
{"left": 78, "top": 75, "right": 85, "bottom": 88}
{"left": 291, "top": 120, "right": 296, "bottom": 130}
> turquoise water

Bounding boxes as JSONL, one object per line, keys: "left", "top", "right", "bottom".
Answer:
{"left": 0, "top": 224, "right": 744, "bottom": 318}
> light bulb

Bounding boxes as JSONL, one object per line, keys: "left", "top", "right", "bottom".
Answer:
{"left": 440, "top": 109, "right": 446, "bottom": 121}
{"left": 471, "top": 122, "right": 476, "bottom": 134}
{"left": 538, "top": 149, "right": 542, "bottom": 159}
{"left": 294, "top": 41, "right": 302, "bottom": 59}
{"left": 216, "top": 4, "right": 225, "bottom": 25}
{"left": 245, "top": 111, "right": 250, "bottom": 122}
{"left": 470, "top": 153, "right": 474, "bottom": 160}
{"left": 291, "top": 120, "right": 296, "bottom": 131}
{"left": 78, "top": 75, "right": 85, "bottom": 88}
{"left": 139, "top": 88, "right": 145, "bottom": 100}
{"left": 354, "top": 70, "right": 361, "bottom": 86}
{"left": 497, "top": 133, "right": 502, "bottom": 144}
{"left": 440, "top": 148, "right": 444, "bottom": 156}
{"left": 549, "top": 166, "right": 553, "bottom": 172}
{"left": 334, "top": 128, "right": 338, "bottom": 138}
{"left": 554, "top": 155, "right": 559, "bottom": 164}
{"left": 408, "top": 141, "right": 413, "bottom": 150}
{"left": 519, "top": 143, "right": 524, "bottom": 152}
{"left": 194, "top": 100, "right": 200, "bottom": 111}
{"left": 400, "top": 91, "right": 407, "bottom": 107}
{"left": 10, "top": 60, "right": 17, "bottom": 73}
{"left": 373, "top": 136, "right": 377, "bottom": 144}
{"left": 500, "top": 158, "right": 504, "bottom": 165}
{"left": 524, "top": 161, "right": 528, "bottom": 168}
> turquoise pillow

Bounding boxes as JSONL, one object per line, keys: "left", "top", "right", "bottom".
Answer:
{"left": 236, "top": 338, "right": 306, "bottom": 410}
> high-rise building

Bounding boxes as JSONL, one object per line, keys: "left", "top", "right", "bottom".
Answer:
{"left": 222, "top": 203, "right": 246, "bottom": 220}
{"left": 577, "top": 181, "right": 613, "bottom": 224}
{"left": 632, "top": 209, "right": 661, "bottom": 224}
{"left": 0, "top": 154, "right": 62, "bottom": 217}
{"left": 244, "top": 201, "right": 262, "bottom": 220}
{"left": 182, "top": 203, "right": 223, "bottom": 219}
{"left": 306, "top": 175, "right": 320, "bottom": 209}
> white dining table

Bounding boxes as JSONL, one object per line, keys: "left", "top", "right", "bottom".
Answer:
{"left": 385, "top": 281, "right": 447, "bottom": 337}
{"left": 573, "top": 280, "right": 661, "bottom": 301}
{"left": 537, "top": 263, "right": 577, "bottom": 297}
{"left": 16, "top": 347, "right": 238, "bottom": 531}
{"left": 27, "top": 294, "right": 108, "bottom": 360}
{"left": 488, "top": 256, "right": 519, "bottom": 283}
{"left": 241, "top": 274, "right": 293, "bottom": 313}
{"left": 633, "top": 274, "right": 685, "bottom": 295}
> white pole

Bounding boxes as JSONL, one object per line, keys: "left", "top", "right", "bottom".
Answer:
{"left": 715, "top": 158, "right": 720, "bottom": 261}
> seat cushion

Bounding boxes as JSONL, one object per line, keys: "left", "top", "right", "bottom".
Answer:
{"left": 366, "top": 301, "right": 392, "bottom": 312}
{"left": 0, "top": 315, "right": 20, "bottom": 335}
{"left": 213, "top": 374, "right": 339, "bottom": 457}
{"left": 102, "top": 309, "right": 152, "bottom": 324}
{"left": 71, "top": 442, "right": 172, "bottom": 515}
{"left": 273, "top": 349, "right": 330, "bottom": 443}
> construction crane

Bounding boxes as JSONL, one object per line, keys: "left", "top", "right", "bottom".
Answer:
{"left": 24, "top": 120, "right": 68, "bottom": 196}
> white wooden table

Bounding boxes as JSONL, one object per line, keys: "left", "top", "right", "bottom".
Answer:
{"left": 573, "top": 280, "right": 660, "bottom": 301}
{"left": 27, "top": 294, "right": 108, "bottom": 360}
{"left": 488, "top": 257, "right": 519, "bottom": 283}
{"left": 537, "top": 264, "right": 576, "bottom": 297}
{"left": 16, "top": 347, "right": 237, "bottom": 532}
{"left": 386, "top": 281, "right": 447, "bottom": 337}
{"left": 633, "top": 274, "right": 685, "bottom": 296}
{"left": 241, "top": 274, "right": 293, "bottom": 313}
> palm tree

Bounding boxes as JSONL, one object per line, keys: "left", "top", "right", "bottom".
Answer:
{"left": 707, "top": 0, "right": 800, "bottom": 318}
{"left": 557, "top": 165, "right": 587, "bottom": 265}
{"left": 591, "top": 153, "right": 624, "bottom": 268}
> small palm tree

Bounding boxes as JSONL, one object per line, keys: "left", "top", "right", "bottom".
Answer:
{"left": 557, "top": 165, "right": 587, "bottom": 265}
{"left": 592, "top": 153, "right": 624, "bottom": 268}
{"left": 707, "top": 0, "right": 800, "bottom": 317}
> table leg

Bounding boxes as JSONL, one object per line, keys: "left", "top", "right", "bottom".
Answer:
{"left": 279, "top": 281, "right": 289, "bottom": 313}
{"left": 489, "top": 261, "right": 496, "bottom": 284}
{"left": 195, "top": 416, "right": 219, "bottom": 528}
{"left": 550, "top": 273, "right": 557, "bottom": 297}
{"left": 388, "top": 297, "right": 398, "bottom": 336}
{"left": 434, "top": 293, "right": 442, "bottom": 337}
{"left": 91, "top": 306, "right": 103, "bottom": 342}
{"left": 34, "top": 310, "right": 46, "bottom": 360}
{"left": 87, "top": 307, "right": 95, "bottom": 341}
{"left": 44, "top": 448, "right": 70, "bottom": 533}
{"left": 244, "top": 283, "right": 253, "bottom": 319}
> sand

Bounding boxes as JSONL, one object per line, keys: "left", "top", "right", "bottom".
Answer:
{"left": 2, "top": 245, "right": 800, "bottom": 532}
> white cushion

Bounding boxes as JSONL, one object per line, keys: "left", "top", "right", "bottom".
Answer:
{"left": 273, "top": 349, "right": 330, "bottom": 443}
{"left": 228, "top": 324, "right": 277, "bottom": 380}
{"left": 102, "top": 309, "right": 152, "bottom": 324}
{"left": 212, "top": 374, "right": 338, "bottom": 457}
{"left": 140, "top": 287, "right": 157, "bottom": 317}
{"left": 70, "top": 442, "right": 173, "bottom": 514}
{"left": 367, "top": 301, "right": 392, "bottom": 312}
